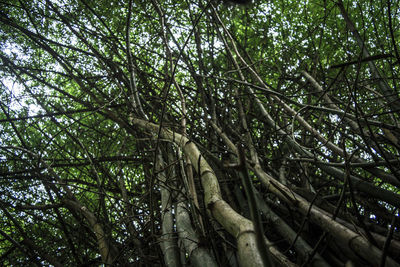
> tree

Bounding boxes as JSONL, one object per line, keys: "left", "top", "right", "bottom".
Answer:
{"left": 1, "top": 0, "right": 400, "bottom": 266}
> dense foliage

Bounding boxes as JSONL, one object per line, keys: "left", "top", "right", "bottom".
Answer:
{"left": 1, "top": 0, "right": 400, "bottom": 266}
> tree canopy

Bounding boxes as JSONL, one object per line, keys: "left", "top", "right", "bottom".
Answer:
{"left": 1, "top": 0, "right": 400, "bottom": 266}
